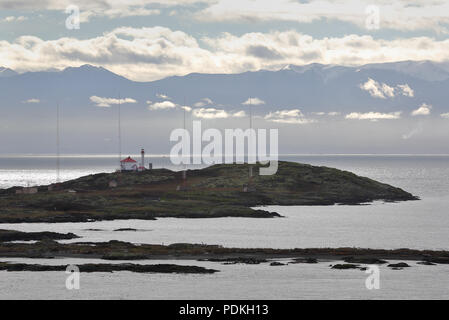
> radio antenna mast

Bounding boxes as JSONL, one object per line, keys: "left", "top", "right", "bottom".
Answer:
{"left": 56, "top": 102, "right": 60, "bottom": 183}
{"left": 118, "top": 93, "right": 122, "bottom": 169}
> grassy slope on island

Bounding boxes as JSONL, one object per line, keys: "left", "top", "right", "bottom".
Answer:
{"left": 0, "top": 161, "right": 417, "bottom": 223}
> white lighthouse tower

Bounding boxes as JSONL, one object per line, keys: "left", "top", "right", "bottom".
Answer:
{"left": 138, "top": 148, "right": 146, "bottom": 171}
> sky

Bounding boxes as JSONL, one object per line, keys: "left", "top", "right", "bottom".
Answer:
{"left": 1, "top": 0, "right": 449, "bottom": 155}
{"left": 1, "top": 0, "right": 449, "bottom": 81}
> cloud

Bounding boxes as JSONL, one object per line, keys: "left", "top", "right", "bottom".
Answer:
{"left": 313, "top": 111, "right": 341, "bottom": 116}
{"left": 345, "top": 111, "right": 402, "bottom": 120}
{"left": 0, "top": 1, "right": 201, "bottom": 21}
{"left": 90, "top": 96, "right": 137, "bottom": 107}
{"left": 196, "top": 0, "right": 449, "bottom": 34}
{"left": 192, "top": 107, "right": 246, "bottom": 119}
{"left": 232, "top": 110, "right": 246, "bottom": 117}
{"left": 359, "top": 78, "right": 390, "bottom": 99}
{"left": 242, "top": 97, "right": 265, "bottom": 105}
{"left": 147, "top": 100, "right": 177, "bottom": 110}
{"left": 22, "top": 98, "right": 40, "bottom": 103}
{"left": 441, "top": 113, "right": 449, "bottom": 119}
{"left": 156, "top": 93, "right": 171, "bottom": 100}
{"left": 264, "top": 109, "right": 315, "bottom": 124}
{"left": 2, "top": 16, "right": 27, "bottom": 22}
{"left": 397, "top": 84, "right": 414, "bottom": 97}
{"left": 80, "top": 7, "right": 161, "bottom": 22}
{"left": 193, "top": 108, "right": 229, "bottom": 119}
{"left": 360, "top": 78, "right": 415, "bottom": 99}
{"left": 3, "top": 0, "right": 449, "bottom": 34}
{"left": 194, "top": 98, "right": 214, "bottom": 107}
{"left": 411, "top": 103, "right": 432, "bottom": 116}
{"left": 3, "top": 27, "right": 449, "bottom": 81}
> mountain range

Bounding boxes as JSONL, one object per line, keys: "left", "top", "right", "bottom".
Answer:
{"left": 1, "top": 60, "right": 449, "bottom": 115}
{"left": 1, "top": 60, "right": 448, "bottom": 154}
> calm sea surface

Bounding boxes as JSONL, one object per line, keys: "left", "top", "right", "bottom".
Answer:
{"left": 1, "top": 155, "right": 448, "bottom": 299}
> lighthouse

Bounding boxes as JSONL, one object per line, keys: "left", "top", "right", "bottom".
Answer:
{"left": 138, "top": 148, "right": 146, "bottom": 171}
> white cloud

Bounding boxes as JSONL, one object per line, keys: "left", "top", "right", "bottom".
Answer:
{"left": 397, "top": 84, "right": 414, "bottom": 97}
{"left": 242, "top": 97, "right": 265, "bottom": 105}
{"left": 90, "top": 95, "right": 137, "bottom": 107}
{"left": 359, "top": 78, "right": 390, "bottom": 99}
{"left": 147, "top": 100, "right": 177, "bottom": 110}
{"left": 2, "top": 16, "right": 27, "bottom": 23}
{"left": 313, "top": 111, "right": 341, "bottom": 116}
{"left": 411, "top": 103, "right": 432, "bottom": 116}
{"left": 232, "top": 110, "right": 246, "bottom": 117}
{"left": 156, "top": 93, "right": 170, "bottom": 100}
{"left": 80, "top": 7, "right": 160, "bottom": 22}
{"left": 3, "top": 0, "right": 449, "bottom": 34}
{"left": 0, "top": 1, "right": 201, "bottom": 21}
{"left": 196, "top": 0, "right": 449, "bottom": 34}
{"left": 193, "top": 108, "right": 229, "bottom": 119}
{"left": 194, "top": 98, "right": 214, "bottom": 107}
{"left": 181, "top": 105, "right": 192, "bottom": 112}
{"left": 264, "top": 109, "right": 315, "bottom": 124}
{"left": 22, "top": 98, "right": 40, "bottom": 103}
{"left": 360, "top": 78, "right": 415, "bottom": 99}
{"left": 191, "top": 107, "right": 245, "bottom": 119}
{"left": 345, "top": 111, "right": 402, "bottom": 120}
{"left": 3, "top": 27, "right": 449, "bottom": 81}
{"left": 381, "top": 83, "right": 395, "bottom": 98}
{"left": 441, "top": 113, "right": 449, "bottom": 119}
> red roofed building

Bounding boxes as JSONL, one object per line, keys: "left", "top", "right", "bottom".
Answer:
{"left": 120, "top": 156, "right": 138, "bottom": 171}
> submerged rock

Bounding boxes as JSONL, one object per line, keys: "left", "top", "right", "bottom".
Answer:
{"left": 289, "top": 258, "right": 318, "bottom": 264}
{"left": 331, "top": 264, "right": 360, "bottom": 270}
{"left": 343, "top": 257, "right": 388, "bottom": 264}
{"left": 417, "top": 261, "right": 436, "bottom": 266}
{"left": 387, "top": 262, "right": 410, "bottom": 268}
{"left": 202, "top": 257, "right": 268, "bottom": 265}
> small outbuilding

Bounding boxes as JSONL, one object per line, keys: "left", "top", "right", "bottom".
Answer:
{"left": 120, "top": 156, "right": 138, "bottom": 171}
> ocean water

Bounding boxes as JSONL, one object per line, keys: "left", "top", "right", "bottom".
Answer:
{"left": 1, "top": 155, "right": 448, "bottom": 250}
{"left": 1, "top": 257, "right": 448, "bottom": 300}
{"left": 1, "top": 155, "right": 448, "bottom": 299}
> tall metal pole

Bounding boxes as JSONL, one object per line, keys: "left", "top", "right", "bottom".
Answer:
{"left": 118, "top": 93, "right": 122, "bottom": 169}
{"left": 249, "top": 97, "right": 253, "bottom": 180}
{"left": 249, "top": 97, "right": 252, "bottom": 131}
{"left": 183, "top": 96, "right": 187, "bottom": 184}
{"left": 56, "top": 102, "right": 60, "bottom": 183}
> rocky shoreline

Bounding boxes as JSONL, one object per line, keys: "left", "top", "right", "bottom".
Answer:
{"left": 0, "top": 262, "right": 217, "bottom": 274}
{"left": 0, "top": 234, "right": 448, "bottom": 265}
{"left": 0, "top": 229, "right": 79, "bottom": 242}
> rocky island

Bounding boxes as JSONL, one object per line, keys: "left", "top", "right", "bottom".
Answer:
{"left": 0, "top": 161, "right": 417, "bottom": 223}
